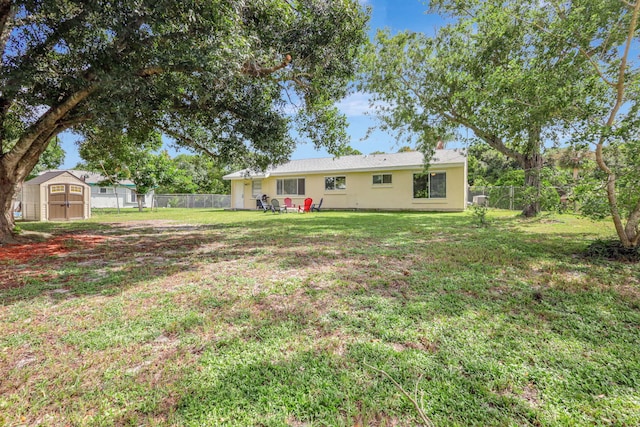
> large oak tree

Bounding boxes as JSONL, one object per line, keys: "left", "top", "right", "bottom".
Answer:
{"left": 0, "top": 0, "right": 368, "bottom": 242}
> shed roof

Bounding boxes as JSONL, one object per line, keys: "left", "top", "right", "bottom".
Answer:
{"left": 223, "top": 149, "right": 466, "bottom": 180}
{"left": 35, "top": 170, "right": 135, "bottom": 187}
{"left": 25, "top": 170, "right": 88, "bottom": 186}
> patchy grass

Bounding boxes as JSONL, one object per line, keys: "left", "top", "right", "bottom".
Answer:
{"left": 1, "top": 209, "right": 639, "bottom": 426}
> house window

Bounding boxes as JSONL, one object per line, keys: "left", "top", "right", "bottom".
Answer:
{"left": 325, "top": 176, "right": 346, "bottom": 191}
{"left": 251, "top": 180, "right": 262, "bottom": 198}
{"left": 99, "top": 187, "right": 108, "bottom": 194}
{"left": 276, "top": 178, "right": 305, "bottom": 196}
{"left": 131, "top": 191, "right": 146, "bottom": 204}
{"left": 413, "top": 172, "right": 446, "bottom": 199}
{"left": 372, "top": 174, "right": 392, "bottom": 185}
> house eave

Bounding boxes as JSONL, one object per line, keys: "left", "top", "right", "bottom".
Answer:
{"left": 223, "top": 161, "right": 466, "bottom": 180}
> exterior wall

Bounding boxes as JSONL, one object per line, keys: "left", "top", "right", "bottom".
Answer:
{"left": 89, "top": 186, "right": 154, "bottom": 208}
{"left": 39, "top": 184, "right": 48, "bottom": 220}
{"left": 22, "top": 184, "right": 42, "bottom": 221}
{"left": 90, "top": 186, "right": 130, "bottom": 209}
{"left": 233, "top": 164, "right": 467, "bottom": 211}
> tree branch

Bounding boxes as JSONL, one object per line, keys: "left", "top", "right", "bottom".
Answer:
{"left": 8, "top": 7, "right": 90, "bottom": 76}
{"left": 139, "top": 54, "right": 293, "bottom": 80}
{"left": 620, "top": 0, "right": 637, "bottom": 9}
{"left": 364, "top": 362, "right": 434, "bottom": 427}
{"left": 241, "top": 54, "right": 292, "bottom": 77}
{"left": 595, "top": 0, "right": 640, "bottom": 175}
{"left": 0, "top": 0, "right": 13, "bottom": 65}
{"left": 516, "top": 1, "right": 618, "bottom": 87}
{"left": 157, "top": 124, "right": 220, "bottom": 160}
{"left": 4, "top": 85, "right": 97, "bottom": 170}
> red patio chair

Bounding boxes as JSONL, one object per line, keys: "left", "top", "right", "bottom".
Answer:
{"left": 283, "top": 197, "right": 294, "bottom": 208}
{"left": 302, "top": 198, "right": 312, "bottom": 213}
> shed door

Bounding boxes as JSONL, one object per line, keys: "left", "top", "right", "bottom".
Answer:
{"left": 48, "top": 184, "right": 84, "bottom": 220}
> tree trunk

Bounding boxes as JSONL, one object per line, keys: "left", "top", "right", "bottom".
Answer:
{"left": 0, "top": 156, "right": 27, "bottom": 244}
{"left": 603, "top": 169, "right": 640, "bottom": 249}
{"left": 521, "top": 152, "right": 543, "bottom": 217}
{"left": 520, "top": 126, "right": 543, "bottom": 218}
{"left": 0, "top": 176, "right": 18, "bottom": 244}
{"left": 0, "top": 86, "right": 95, "bottom": 243}
{"left": 112, "top": 186, "right": 120, "bottom": 214}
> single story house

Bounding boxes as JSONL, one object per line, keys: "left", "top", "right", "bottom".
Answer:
{"left": 22, "top": 171, "right": 91, "bottom": 221}
{"left": 223, "top": 149, "right": 467, "bottom": 211}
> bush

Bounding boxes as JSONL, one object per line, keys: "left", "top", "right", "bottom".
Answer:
{"left": 471, "top": 204, "right": 489, "bottom": 226}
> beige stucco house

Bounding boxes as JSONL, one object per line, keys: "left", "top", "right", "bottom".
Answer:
{"left": 223, "top": 149, "right": 467, "bottom": 211}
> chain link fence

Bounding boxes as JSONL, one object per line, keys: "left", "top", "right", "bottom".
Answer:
{"left": 154, "top": 194, "right": 231, "bottom": 209}
{"left": 468, "top": 186, "right": 574, "bottom": 211}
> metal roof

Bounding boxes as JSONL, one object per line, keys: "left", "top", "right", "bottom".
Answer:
{"left": 223, "top": 149, "right": 466, "bottom": 180}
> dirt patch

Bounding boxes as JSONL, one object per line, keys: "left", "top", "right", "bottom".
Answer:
{"left": 497, "top": 382, "right": 541, "bottom": 408}
{"left": 0, "top": 234, "right": 110, "bottom": 262}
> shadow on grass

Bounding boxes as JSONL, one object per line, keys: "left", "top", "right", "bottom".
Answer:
{"left": 0, "top": 211, "right": 619, "bottom": 305}
{"left": 2, "top": 211, "right": 639, "bottom": 425}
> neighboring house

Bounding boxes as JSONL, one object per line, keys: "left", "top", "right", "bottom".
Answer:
{"left": 223, "top": 149, "right": 467, "bottom": 211}
{"left": 22, "top": 171, "right": 91, "bottom": 221}
{"left": 40, "top": 170, "right": 154, "bottom": 209}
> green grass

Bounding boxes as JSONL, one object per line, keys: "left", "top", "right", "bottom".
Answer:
{"left": 1, "top": 209, "right": 638, "bottom": 426}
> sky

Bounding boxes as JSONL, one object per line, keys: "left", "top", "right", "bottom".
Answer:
{"left": 58, "top": 0, "right": 447, "bottom": 169}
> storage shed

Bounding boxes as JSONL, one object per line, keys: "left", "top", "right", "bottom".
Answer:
{"left": 22, "top": 171, "right": 91, "bottom": 221}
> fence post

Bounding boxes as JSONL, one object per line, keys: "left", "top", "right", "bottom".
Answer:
{"left": 509, "top": 186, "right": 513, "bottom": 211}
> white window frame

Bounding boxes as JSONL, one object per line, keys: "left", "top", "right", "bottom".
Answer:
{"left": 372, "top": 173, "right": 393, "bottom": 186}
{"left": 413, "top": 172, "right": 446, "bottom": 199}
{"left": 324, "top": 176, "right": 346, "bottom": 191}
{"left": 276, "top": 178, "right": 306, "bottom": 196}
{"left": 99, "top": 187, "right": 108, "bottom": 194}
{"left": 251, "top": 180, "right": 262, "bottom": 198}
{"left": 131, "top": 191, "right": 146, "bottom": 204}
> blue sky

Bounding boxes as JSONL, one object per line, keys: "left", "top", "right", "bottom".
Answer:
{"left": 59, "top": 0, "right": 444, "bottom": 168}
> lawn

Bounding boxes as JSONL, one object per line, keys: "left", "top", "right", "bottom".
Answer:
{"left": 1, "top": 209, "right": 639, "bottom": 426}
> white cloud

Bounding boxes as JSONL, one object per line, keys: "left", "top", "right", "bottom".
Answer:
{"left": 336, "top": 92, "right": 374, "bottom": 117}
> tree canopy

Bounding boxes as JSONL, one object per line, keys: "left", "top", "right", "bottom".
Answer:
{"left": 360, "top": 2, "right": 587, "bottom": 217}
{"left": 79, "top": 130, "right": 176, "bottom": 211}
{"left": 361, "top": 0, "right": 640, "bottom": 247}
{"left": 155, "top": 153, "right": 233, "bottom": 195}
{"left": 0, "top": 0, "right": 369, "bottom": 242}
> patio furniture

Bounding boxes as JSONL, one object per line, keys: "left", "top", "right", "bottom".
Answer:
{"left": 283, "top": 198, "right": 295, "bottom": 209}
{"left": 302, "top": 198, "right": 312, "bottom": 213}
{"left": 257, "top": 199, "right": 270, "bottom": 211}
{"left": 271, "top": 199, "right": 283, "bottom": 214}
{"left": 311, "top": 198, "right": 323, "bottom": 212}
